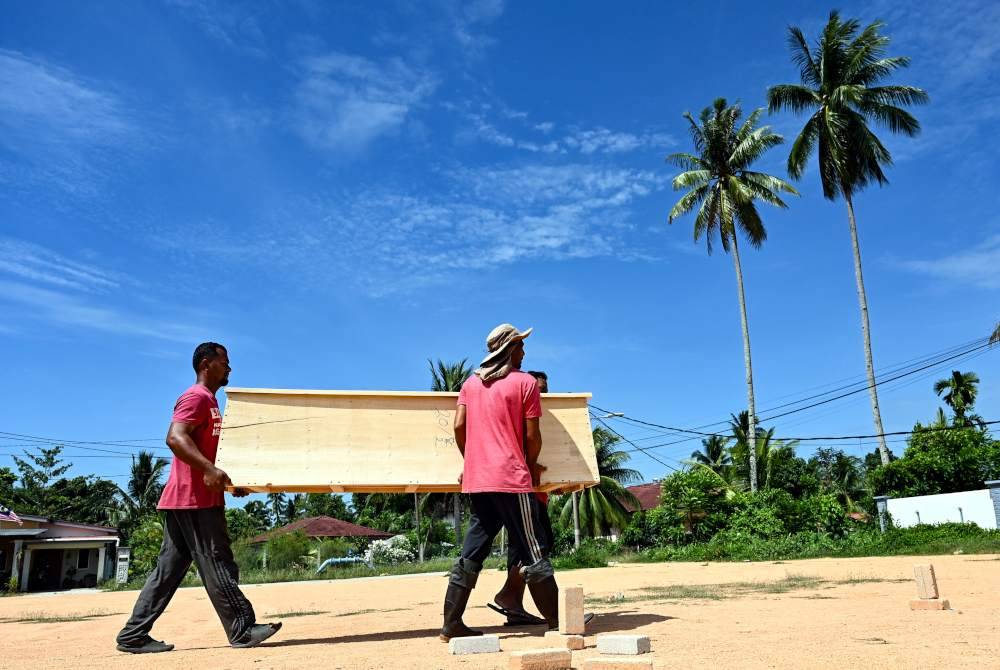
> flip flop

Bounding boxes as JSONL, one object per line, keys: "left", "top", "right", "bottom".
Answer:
{"left": 487, "top": 602, "right": 547, "bottom": 626}
{"left": 231, "top": 622, "right": 283, "bottom": 648}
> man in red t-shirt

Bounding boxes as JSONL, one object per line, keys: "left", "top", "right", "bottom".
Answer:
{"left": 440, "top": 324, "right": 562, "bottom": 641}
{"left": 116, "top": 343, "right": 281, "bottom": 654}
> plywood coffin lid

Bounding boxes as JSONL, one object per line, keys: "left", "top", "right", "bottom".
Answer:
{"left": 216, "top": 387, "right": 599, "bottom": 494}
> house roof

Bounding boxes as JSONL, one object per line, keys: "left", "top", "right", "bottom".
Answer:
{"left": 624, "top": 482, "right": 661, "bottom": 512}
{"left": 251, "top": 516, "right": 394, "bottom": 544}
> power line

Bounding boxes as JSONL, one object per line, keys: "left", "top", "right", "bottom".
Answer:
{"left": 0, "top": 431, "right": 168, "bottom": 451}
{"left": 589, "top": 411, "right": 680, "bottom": 472}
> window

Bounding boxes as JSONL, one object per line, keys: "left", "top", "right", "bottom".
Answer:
{"left": 77, "top": 549, "right": 90, "bottom": 569}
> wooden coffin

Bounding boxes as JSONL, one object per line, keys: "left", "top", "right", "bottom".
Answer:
{"left": 216, "top": 387, "right": 599, "bottom": 494}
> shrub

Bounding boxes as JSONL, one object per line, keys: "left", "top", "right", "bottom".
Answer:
{"left": 129, "top": 515, "right": 164, "bottom": 579}
{"left": 264, "top": 531, "right": 312, "bottom": 570}
{"left": 233, "top": 538, "right": 261, "bottom": 571}
{"left": 364, "top": 534, "right": 416, "bottom": 565}
{"left": 552, "top": 538, "right": 610, "bottom": 569}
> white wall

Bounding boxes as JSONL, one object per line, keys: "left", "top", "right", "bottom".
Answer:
{"left": 887, "top": 489, "right": 996, "bottom": 529}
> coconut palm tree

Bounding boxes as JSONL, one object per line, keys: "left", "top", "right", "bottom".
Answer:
{"left": 266, "top": 492, "right": 287, "bottom": 528}
{"left": 109, "top": 450, "right": 168, "bottom": 537}
{"left": 688, "top": 435, "right": 732, "bottom": 474}
{"left": 429, "top": 358, "right": 474, "bottom": 545}
{"left": 934, "top": 370, "right": 980, "bottom": 426}
{"left": 728, "top": 411, "right": 799, "bottom": 491}
{"left": 558, "top": 427, "right": 642, "bottom": 537}
{"left": 768, "top": 12, "right": 928, "bottom": 465}
{"left": 667, "top": 98, "right": 798, "bottom": 491}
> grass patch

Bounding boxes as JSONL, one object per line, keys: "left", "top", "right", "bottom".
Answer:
{"left": 333, "top": 607, "right": 407, "bottom": 617}
{"left": 585, "top": 574, "right": 823, "bottom": 607}
{"left": 832, "top": 576, "right": 909, "bottom": 586}
{"left": 265, "top": 610, "right": 330, "bottom": 618}
{"left": 0, "top": 610, "right": 122, "bottom": 624}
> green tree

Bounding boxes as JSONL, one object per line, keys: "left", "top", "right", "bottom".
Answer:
{"left": 808, "top": 448, "right": 866, "bottom": 511}
{"left": 557, "top": 427, "right": 642, "bottom": 537}
{"left": 934, "top": 370, "right": 981, "bottom": 426}
{"left": 0, "top": 467, "right": 15, "bottom": 502}
{"left": 226, "top": 507, "right": 267, "bottom": 540}
{"left": 729, "top": 412, "right": 800, "bottom": 492}
{"left": 110, "top": 451, "right": 169, "bottom": 539}
{"left": 11, "top": 445, "right": 71, "bottom": 515}
{"left": 667, "top": 98, "right": 797, "bottom": 490}
{"left": 428, "top": 357, "right": 474, "bottom": 545}
{"left": 243, "top": 500, "right": 271, "bottom": 530}
{"left": 266, "top": 492, "right": 287, "bottom": 528}
{"left": 301, "top": 493, "right": 354, "bottom": 521}
{"left": 768, "top": 12, "right": 928, "bottom": 465}
{"left": 688, "top": 435, "right": 732, "bottom": 474}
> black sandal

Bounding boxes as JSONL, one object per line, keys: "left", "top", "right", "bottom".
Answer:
{"left": 487, "top": 602, "right": 547, "bottom": 626}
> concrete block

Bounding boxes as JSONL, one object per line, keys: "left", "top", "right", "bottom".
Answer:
{"left": 448, "top": 634, "right": 500, "bottom": 654}
{"left": 544, "top": 630, "right": 585, "bottom": 650}
{"left": 559, "top": 586, "right": 585, "bottom": 634}
{"left": 910, "top": 598, "right": 950, "bottom": 611}
{"left": 597, "top": 634, "right": 651, "bottom": 655}
{"left": 582, "top": 659, "right": 654, "bottom": 670}
{"left": 508, "top": 648, "right": 573, "bottom": 670}
{"left": 913, "top": 564, "right": 939, "bottom": 599}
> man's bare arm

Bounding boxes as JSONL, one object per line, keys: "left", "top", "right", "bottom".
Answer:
{"left": 166, "top": 422, "right": 230, "bottom": 491}
{"left": 454, "top": 405, "right": 467, "bottom": 456}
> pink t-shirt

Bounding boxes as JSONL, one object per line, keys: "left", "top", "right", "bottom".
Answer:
{"left": 458, "top": 371, "right": 543, "bottom": 494}
{"left": 157, "top": 384, "right": 225, "bottom": 510}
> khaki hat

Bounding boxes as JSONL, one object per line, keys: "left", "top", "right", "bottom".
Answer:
{"left": 480, "top": 323, "right": 533, "bottom": 365}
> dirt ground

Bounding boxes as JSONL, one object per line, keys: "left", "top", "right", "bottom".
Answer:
{"left": 2, "top": 553, "right": 998, "bottom": 669}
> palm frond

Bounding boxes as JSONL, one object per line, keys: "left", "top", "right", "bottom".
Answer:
{"left": 767, "top": 84, "right": 818, "bottom": 114}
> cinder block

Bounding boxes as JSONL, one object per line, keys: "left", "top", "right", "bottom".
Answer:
{"left": 544, "top": 630, "right": 585, "bottom": 650}
{"left": 448, "top": 634, "right": 500, "bottom": 654}
{"left": 508, "top": 648, "right": 573, "bottom": 670}
{"left": 597, "top": 634, "right": 651, "bottom": 655}
{"left": 559, "top": 586, "right": 585, "bottom": 634}
{"left": 582, "top": 659, "right": 654, "bottom": 670}
{"left": 910, "top": 598, "right": 950, "bottom": 611}
{"left": 913, "top": 564, "right": 939, "bottom": 599}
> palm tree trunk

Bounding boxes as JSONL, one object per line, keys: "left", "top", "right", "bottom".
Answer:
{"left": 572, "top": 491, "right": 581, "bottom": 549}
{"left": 729, "top": 234, "right": 759, "bottom": 491}
{"left": 845, "top": 195, "right": 890, "bottom": 464}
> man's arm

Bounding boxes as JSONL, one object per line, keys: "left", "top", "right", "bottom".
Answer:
{"left": 524, "top": 417, "right": 544, "bottom": 486}
{"left": 454, "top": 405, "right": 467, "bottom": 456}
{"left": 166, "top": 422, "right": 230, "bottom": 491}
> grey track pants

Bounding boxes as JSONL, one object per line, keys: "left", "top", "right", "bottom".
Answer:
{"left": 116, "top": 507, "right": 255, "bottom": 646}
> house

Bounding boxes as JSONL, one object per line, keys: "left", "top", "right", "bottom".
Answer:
{"left": 0, "top": 515, "right": 119, "bottom": 592}
{"left": 624, "top": 482, "right": 662, "bottom": 514}
{"left": 250, "top": 516, "right": 393, "bottom": 544}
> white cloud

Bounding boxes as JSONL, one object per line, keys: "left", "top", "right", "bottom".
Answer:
{"left": 452, "top": 0, "right": 505, "bottom": 52}
{"left": 166, "top": 0, "right": 267, "bottom": 55}
{"left": 292, "top": 52, "right": 437, "bottom": 153}
{"left": 897, "top": 234, "right": 1000, "bottom": 289}
{"left": 563, "top": 127, "right": 675, "bottom": 154}
{"left": 0, "top": 239, "right": 121, "bottom": 292}
{"left": 0, "top": 50, "right": 132, "bottom": 146}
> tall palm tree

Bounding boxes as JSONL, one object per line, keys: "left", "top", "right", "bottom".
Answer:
{"left": 667, "top": 98, "right": 798, "bottom": 491}
{"left": 768, "top": 12, "right": 928, "bottom": 464}
{"left": 429, "top": 359, "right": 474, "bottom": 392}
{"left": 109, "top": 450, "right": 168, "bottom": 536}
{"left": 688, "top": 435, "right": 732, "bottom": 474}
{"left": 934, "top": 370, "right": 980, "bottom": 425}
{"left": 429, "top": 358, "right": 474, "bottom": 545}
{"left": 558, "top": 427, "right": 642, "bottom": 537}
{"left": 728, "top": 411, "right": 799, "bottom": 491}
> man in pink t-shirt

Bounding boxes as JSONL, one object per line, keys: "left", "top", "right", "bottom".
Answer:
{"left": 116, "top": 343, "right": 281, "bottom": 654}
{"left": 440, "top": 324, "right": 563, "bottom": 641}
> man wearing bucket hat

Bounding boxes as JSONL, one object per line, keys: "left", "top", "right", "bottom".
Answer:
{"left": 440, "top": 324, "right": 562, "bottom": 641}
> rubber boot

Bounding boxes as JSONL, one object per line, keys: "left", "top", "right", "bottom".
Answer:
{"left": 439, "top": 582, "right": 483, "bottom": 641}
{"left": 526, "top": 575, "right": 560, "bottom": 630}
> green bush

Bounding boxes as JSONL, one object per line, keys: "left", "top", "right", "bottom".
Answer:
{"left": 552, "top": 538, "right": 610, "bottom": 569}
{"left": 233, "top": 538, "right": 261, "bottom": 572}
{"left": 316, "top": 537, "right": 352, "bottom": 560}
{"left": 264, "top": 531, "right": 312, "bottom": 570}
{"left": 129, "top": 515, "right": 164, "bottom": 579}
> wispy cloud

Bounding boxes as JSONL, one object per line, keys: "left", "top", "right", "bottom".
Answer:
{"left": 0, "top": 49, "right": 139, "bottom": 195}
{"left": 562, "top": 127, "right": 675, "bottom": 154}
{"left": 292, "top": 52, "right": 437, "bottom": 153}
{"left": 166, "top": 0, "right": 267, "bottom": 56}
{"left": 0, "top": 239, "right": 208, "bottom": 342}
{"left": 897, "top": 234, "right": 1000, "bottom": 289}
{"left": 184, "top": 163, "right": 662, "bottom": 295}
{"left": 451, "top": 0, "right": 505, "bottom": 52}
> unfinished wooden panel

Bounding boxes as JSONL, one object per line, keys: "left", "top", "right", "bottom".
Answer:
{"left": 216, "top": 388, "right": 598, "bottom": 494}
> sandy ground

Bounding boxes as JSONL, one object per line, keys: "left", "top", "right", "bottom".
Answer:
{"left": 2, "top": 554, "right": 999, "bottom": 669}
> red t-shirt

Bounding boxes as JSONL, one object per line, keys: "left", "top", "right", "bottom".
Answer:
{"left": 458, "top": 371, "right": 542, "bottom": 494}
{"left": 157, "top": 384, "right": 225, "bottom": 510}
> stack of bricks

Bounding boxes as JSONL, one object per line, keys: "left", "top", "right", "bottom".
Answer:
{"left": 910, "top": 564, "right": 950, "bottom": 610}
{"left": 583, "top": 635, "right": 653, "bottom": 670}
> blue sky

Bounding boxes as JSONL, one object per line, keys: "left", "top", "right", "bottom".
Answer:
{"left": 1, "top": 0, "right": 998, "bottom": 495}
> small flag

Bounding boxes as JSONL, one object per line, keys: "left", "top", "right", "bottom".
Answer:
{"left": 0, "top": 504, "right": 22, "bottom": 526}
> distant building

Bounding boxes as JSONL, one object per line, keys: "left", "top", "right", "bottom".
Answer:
{"left": 623, "top": 482, "right": 662, "bottom": 513}
{"left": 250, "top": 516, "right": 393, "bottom": 544}
{"left": 0, "top": 514, "right": 119, "bottom": 592}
